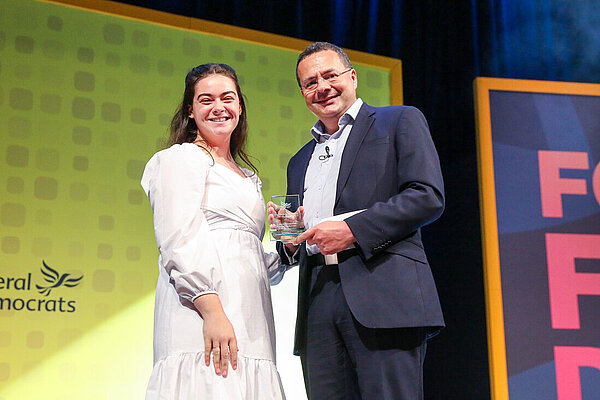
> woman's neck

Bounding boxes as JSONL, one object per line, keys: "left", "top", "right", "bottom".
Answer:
{"left": 194, "top": 136, "right": 246, "bottom": 177}
{"left": 194, "top": 136, "right": 229, "bottom": 158}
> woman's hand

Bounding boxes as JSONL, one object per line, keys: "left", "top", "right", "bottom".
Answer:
{"left": 193, "top": 294, "right": 238, "bottom": 377}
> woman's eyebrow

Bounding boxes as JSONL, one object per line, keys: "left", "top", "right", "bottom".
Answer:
{"left": 197, "top": 90, "right": 237, "bottom": 98}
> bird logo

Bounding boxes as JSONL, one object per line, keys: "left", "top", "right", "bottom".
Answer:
{"left": 36, "top": 260, "right": 83, "bottom": 296}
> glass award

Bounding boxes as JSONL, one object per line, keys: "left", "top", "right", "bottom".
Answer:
{"left": 269, "top": 194, "right": 305, "bottom": 242}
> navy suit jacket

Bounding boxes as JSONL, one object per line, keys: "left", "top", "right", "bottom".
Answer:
{"left": 284, "top": 102, "right": 445, "bottom": 355}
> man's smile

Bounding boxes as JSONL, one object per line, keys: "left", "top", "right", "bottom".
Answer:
{"left": 314, "top": 93, "right": 340, "bottom": 105}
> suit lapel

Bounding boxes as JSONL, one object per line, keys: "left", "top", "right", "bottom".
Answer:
{"left": 335, "top": 103, "right": 376, "bottom": 207}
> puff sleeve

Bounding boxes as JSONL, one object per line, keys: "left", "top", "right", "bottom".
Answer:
{"left": 141, "top": 143, "right": 224, "bottom": 305}
{"left": 264, "top": 251, "right": 287, "bottom": 285}
{"left": 249, "top": 173, "right": 287, "bottom": 285}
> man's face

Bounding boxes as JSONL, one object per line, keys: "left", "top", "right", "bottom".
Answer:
{"left": 297, "top": 50, "right": 357, "bottom": 131}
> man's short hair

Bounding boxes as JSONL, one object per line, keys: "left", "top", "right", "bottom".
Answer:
{"left": 296, "top": 42, "right": 353, "bottom": 86}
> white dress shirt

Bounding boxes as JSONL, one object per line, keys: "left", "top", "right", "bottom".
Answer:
{"left": 303, "top": 98, "right": 363, "bottom": 255}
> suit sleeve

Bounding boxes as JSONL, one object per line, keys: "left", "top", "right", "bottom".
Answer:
{"left": 345, "top": 106, "right": 445, "bottom": 260}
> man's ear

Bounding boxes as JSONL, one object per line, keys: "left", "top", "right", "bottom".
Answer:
{"left": 351, "top": 69, "right": 358, "bottom": 89}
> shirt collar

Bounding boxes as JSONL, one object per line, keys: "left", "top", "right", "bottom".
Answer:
{"left": 311, "top": 98, "right": 363, "bottom": 143}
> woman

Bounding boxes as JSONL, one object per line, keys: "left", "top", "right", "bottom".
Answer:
{"left": 141, "top": 64, "right": 286, "bottom": 399}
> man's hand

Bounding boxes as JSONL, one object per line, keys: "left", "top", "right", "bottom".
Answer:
{"left": 293, "top": 221, "right": 356, "bottom": 254}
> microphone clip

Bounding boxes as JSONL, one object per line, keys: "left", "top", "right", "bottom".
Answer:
{"left": 319, "top": 146, "right": 333, "bottom": 161}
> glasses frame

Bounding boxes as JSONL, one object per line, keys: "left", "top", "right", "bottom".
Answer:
{"left": 300, "top": 67, "right": 353, "bottom": 94}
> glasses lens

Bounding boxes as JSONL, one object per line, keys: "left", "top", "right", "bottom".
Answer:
{"left": 302, "top": 69, "right": 350, "bottom": 93}
{"left": 304, "top": 81, "right": 317, "bottom": 92}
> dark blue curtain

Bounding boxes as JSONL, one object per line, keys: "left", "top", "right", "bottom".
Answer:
{"left": 121, "top": 0, "right": 600, "bottom": 84}
{"left": 476, "top": 0, "right": 600, "bottom": 82}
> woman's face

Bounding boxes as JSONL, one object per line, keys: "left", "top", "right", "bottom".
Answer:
{"left": 189, "top": 74, "right": 241, "bottom": 144}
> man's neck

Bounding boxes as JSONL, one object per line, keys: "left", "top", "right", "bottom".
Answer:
{"left": 321, "top": 120, "right": 339, "bottom": 135}
{"left": 319, "top": 98, "right": 360, "bottom": 134}
{"left": 321, "top": 111, "right": 349, "bottom": 134}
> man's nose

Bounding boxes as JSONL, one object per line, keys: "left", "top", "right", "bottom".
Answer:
{"left": 315, "top": 76, "right": 332, "bottom": 93}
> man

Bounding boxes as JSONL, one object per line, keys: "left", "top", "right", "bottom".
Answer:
{"left": 271, "top": 42, "right": 445, "bottom": 400}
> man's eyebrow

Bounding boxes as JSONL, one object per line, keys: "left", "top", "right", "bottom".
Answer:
{"left": 302, "top": 68, "right": 337, "bottom": 81}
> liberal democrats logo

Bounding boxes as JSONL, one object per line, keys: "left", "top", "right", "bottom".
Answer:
{"left": 36, "top": 260, "right": 83, "bottom": 296}
{"left": 0, "top": 260, "right": 83, "bottom": 313}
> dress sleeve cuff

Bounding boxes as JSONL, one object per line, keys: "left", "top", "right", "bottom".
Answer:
{"left": 191, "top": 290, "right": 219, "bottom": 303}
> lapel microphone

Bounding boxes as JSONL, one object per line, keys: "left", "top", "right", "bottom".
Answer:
{"left": 318, "top": 145, "right": 333, "bottom": 161}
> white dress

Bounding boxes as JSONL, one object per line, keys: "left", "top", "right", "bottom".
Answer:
{"left": 141, "top": 143, "right": 286, "bottom": 400}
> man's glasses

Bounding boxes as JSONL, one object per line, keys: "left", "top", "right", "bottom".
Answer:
{"left": 300, "top": 68, "right": 353, "bottom": 94}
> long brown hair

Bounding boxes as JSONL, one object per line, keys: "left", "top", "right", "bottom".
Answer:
{"left": 167, "top": 63, "right": 256, "bottom": 172}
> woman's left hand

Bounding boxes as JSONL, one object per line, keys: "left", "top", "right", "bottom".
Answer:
{"left": 194, "top": 293, "right": 238, "bottom": 377}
